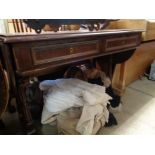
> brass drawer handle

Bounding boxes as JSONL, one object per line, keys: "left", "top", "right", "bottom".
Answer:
{"left": 70, "top": 47, "right": 74, "bottom": 54}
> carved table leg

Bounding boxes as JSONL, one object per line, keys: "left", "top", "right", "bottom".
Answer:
{"left": 16, "top": 78, "right": 36, "bottom": 135}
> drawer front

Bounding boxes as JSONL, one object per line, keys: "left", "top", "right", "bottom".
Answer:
{"left": 31, "top": 41, "right": 99, "bottom": 65}
{"left": 105, "top": 35, "right": 138, "bottom": 52}
{"left": 13, "top": 40, "right": 99, "bottom": 73}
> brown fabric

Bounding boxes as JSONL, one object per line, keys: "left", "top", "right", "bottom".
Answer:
{"left": 57, "top": 107, "right": 102, "bottom": 135}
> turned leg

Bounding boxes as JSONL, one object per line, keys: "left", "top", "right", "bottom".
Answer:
{"left": 16, "top": 78, "right": 36, "bottom": 135}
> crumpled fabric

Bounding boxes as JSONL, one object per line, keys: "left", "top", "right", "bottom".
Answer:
{"left": 76, "top": 101, "right": 109, "bottom": 135}
{"left": 41, "top": 106, "right": 57, "bottom": 124}
{"left": 40, "top": 78, "right": 111, "bottom": 134}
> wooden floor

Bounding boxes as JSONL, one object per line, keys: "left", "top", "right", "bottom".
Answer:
{"left": 1, "top": 77, "right": 155, "bottom": 135}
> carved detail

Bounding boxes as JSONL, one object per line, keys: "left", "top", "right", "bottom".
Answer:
{"left": 0, "top": 61, "right": 9, "bottom": 118}
{"left": 17, "top": 78, "right": 36, "bottom": 134}
{"left": 23, "top": 19, "right": 114, "bottom": 33}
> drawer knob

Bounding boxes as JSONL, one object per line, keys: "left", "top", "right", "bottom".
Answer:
{"left": 70, "top": 47, "right": 74, "bottom": 54}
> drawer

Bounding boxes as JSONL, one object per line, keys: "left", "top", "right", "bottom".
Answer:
{"left": 13, "top": 40, "right": 99, "bottom": 72}
{"left": 105, "top": 35, "right": 138, "bottom": 52}
{"left": 31, "top": 40, "right": 99, "bottom": 65}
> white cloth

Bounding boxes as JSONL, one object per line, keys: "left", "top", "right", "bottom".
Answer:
{"left": 76, "top": 104, "right": 109, "bottom": 135}
{"left": 40, "top": 78, "right": 111, "bottom": 134}
{"left": 41, "top": 106, "right": 57, "bottom": 124}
